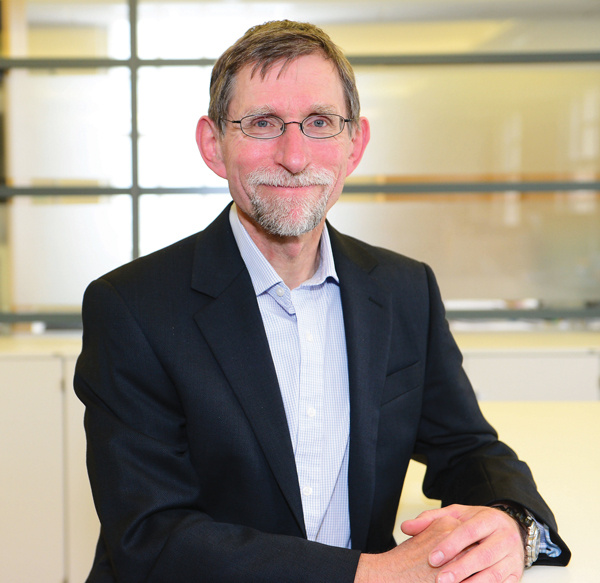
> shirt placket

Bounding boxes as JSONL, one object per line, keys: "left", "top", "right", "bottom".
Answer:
{"left": 292, "top": 285, "right": 325, "bottom": 541}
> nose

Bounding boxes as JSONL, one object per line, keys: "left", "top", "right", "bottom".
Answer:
{"left": 274, "top": 122, "right": 310, "bottom": 175}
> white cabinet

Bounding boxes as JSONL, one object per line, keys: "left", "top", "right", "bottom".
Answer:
{"left": 463, "top": 350, "right": 600, "bottom": 401}
{"left": 0, "top": 356, "right": 65, "bottom": 583}
{"left": 64, "top": 356, "right": 99, "bottom": 583}
{"left": 0, "top": 352, "right": 99, "bottom": 583}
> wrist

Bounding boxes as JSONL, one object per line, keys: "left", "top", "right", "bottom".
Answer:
{"left": 493, "top": 503, "right": 541, "bottom": 568}
{"left": 355, "top": 554, "right": 376, "bottom": 583}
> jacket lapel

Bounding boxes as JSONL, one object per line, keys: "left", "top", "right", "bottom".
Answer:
{"left": 329, "top": 226, "right": 394, "bottom": 551}
{"left": 190, "top": 207, "right": 306, "bottom": 536}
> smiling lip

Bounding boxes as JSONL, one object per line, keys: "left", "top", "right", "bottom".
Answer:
{"left": 259, "top": 183, "right": 322, "bottom": 193}
{"left": 263, "top": 184, "right": 314, "bottom": 188}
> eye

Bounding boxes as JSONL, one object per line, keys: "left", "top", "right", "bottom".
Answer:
{"left": 248, "top": 115, "right": 279, "bottom": 128}
{"left": 306, "top": 115, "right": 334, "bottom": 128}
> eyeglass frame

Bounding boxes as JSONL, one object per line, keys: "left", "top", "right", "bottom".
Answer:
{"left": 221, "top": 113, "right": 354, "bottom": 140}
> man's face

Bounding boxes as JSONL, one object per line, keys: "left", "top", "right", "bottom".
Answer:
{"left": 216, "top": 53, "right": 366, "bottom": 237}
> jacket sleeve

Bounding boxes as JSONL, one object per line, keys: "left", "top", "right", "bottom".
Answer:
{"left": 74, "top": 276, "right": 360, "bottom": 583}
{"left": 411, "top": 263, "right": 570, "bottom": 566}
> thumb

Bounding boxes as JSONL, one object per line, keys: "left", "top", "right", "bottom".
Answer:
{"left": 401, "top": 513, "right": 436, "bottom": 536}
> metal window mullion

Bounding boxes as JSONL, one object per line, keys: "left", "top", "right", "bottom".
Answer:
{"left": 2, "top": 51, "right": 598, "bottom": 70}
{"left": 341, "top": 181, "right": 600, "bottom": 194}
{"left": 347, "top": 51, "right": 600, "bottom": 67}
{"left": 2, "top": 180, "right": 599, "bottom": 200}
{"left": 129, "top": 0, "right": 140, "bottom": 260}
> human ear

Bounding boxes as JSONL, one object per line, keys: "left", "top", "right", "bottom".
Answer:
{"left": 345, "top": 117, "right": 371, "bottom": 177}
{"left": 196, "top": 116, "right": 228, "bottom": 179}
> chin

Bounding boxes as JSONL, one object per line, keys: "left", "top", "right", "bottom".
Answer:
{"left": 250, "top": 189, "right": 329, "bottom": 238}
{"left": 258, "top": 209, "right": 325, "bottom": 238}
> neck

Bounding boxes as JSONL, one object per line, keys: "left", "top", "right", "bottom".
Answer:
{"left": 237, "top": 209, "right": 324, "bottom": 290}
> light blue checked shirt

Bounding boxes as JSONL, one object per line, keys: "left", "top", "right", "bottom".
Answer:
{"left": 230, "top": 205, "right": 352, "bottom": 548}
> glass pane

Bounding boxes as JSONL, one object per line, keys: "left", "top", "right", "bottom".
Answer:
{"left": 139, "top": 193, "right": 231, "bottom": 256}
{"left": 138, "top": 1, "right": 275, "bottom": 59}
{"left": 137, "top": 66, "right": 224, "bottom": 188}
{"left": 2, "top": 0, "right": 130, "bottom": 58}
{"left": 327, "top": 16, "right": 600, "bottom": 56}
{"left": 138, "top": 1, "right": 600, "bottom": 59}
{"left": 328, "top": 192, "right": 600, "bottom": 308}
{"left": 4, "top": 68, "right": 131, "bottom": 188}
{"left": 0, "top": 200, "right": 9, "bottom": 313}
{"left": 8, "top": 195, "right": 132, "bottom": 311}
{"left": 352, "top": 64, "right": 600, "bottom": 183}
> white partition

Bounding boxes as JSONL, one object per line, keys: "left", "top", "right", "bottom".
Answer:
{"left": 0, "top": 356, "right": 64, "bottom": 583}
{"left": 463, "top": 350, "right": 600, "bottom": 401}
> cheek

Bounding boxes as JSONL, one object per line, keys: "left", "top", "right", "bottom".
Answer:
{"left": 315, "top": 140, "right": 352, "bottom": 171}
{"left": 223, "top": 138, "right": 260, "bottom": 169}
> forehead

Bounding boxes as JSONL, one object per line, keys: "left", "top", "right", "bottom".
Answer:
{"left": 229, "top": 54, "right": 347, "bottom": 116}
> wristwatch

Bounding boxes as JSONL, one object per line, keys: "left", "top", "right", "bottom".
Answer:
{"left": 494, "top": 504, "right": 541, "bottom": 568}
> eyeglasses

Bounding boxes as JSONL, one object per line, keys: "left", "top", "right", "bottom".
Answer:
{"left": 222, "top": 113, "right": 352, "bottom": 140}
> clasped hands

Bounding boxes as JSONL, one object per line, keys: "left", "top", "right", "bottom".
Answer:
{"left": 355, "top": 504, "right": 525, "bottom": 583}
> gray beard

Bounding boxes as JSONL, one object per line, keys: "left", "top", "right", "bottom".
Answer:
{"left": 245, "top": 167, "right": 335, "bottom": 237}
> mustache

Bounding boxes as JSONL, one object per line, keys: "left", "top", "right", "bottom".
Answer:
{"left": 246, "top": 167, "right": 335, "bottom": 188}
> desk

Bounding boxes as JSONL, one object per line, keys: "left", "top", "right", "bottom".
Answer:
{"left": 394, "top": 402, "right": 600, "bottom": 582}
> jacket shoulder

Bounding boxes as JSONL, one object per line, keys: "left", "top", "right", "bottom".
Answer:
{"left": 101, "top": 232, "right": 199, "bottom": 287}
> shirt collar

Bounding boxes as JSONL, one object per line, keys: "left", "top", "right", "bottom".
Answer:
{"left": 229, "top": 203, "right": 339, "bottom": 296}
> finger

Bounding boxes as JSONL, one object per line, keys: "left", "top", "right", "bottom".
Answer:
{"left": 437, "top": 552, "right": 523, "bottom": 583}
{"left": 429, "top": 514, "right": 497, "bottom": 567}
{"left": 401, "top": 515, "right": 434, "bottom": 536}
{"left": 402, "top": 505, "right": 467, "bottom": 536}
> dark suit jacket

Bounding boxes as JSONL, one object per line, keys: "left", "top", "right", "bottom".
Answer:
{"left": 74, "top": 204, "right": 570, "bottom": 582}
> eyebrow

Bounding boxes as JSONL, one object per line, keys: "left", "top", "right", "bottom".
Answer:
{"left": 242, "top": 103, "right": 341, "bottom": 118}
{"left": 243, "top": 105, "right": 276, "bottom": 117}
{"left": 310, "top": 103, "right": 340, "bottom": 115}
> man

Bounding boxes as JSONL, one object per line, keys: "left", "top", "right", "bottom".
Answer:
{"left": 75, "top": 20, "right": 570, "bottom": 583}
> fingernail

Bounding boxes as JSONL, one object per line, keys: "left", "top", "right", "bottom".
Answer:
{"left": 438, "top": 573, "right": 455, "bottom": 583}
{"left": 430, "top": 550, "right": 445, "bottom": 566}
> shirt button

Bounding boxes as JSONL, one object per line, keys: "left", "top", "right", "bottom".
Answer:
{"left": 307, "top": 406, "right": 316, "bottom": 418}
{"left": 302, "top": 486, "right": 313, "bottom": 496}
{"left": 306, "top": 332, "right": 313, "bottom": 342}
{"left": 276, "top": 287, "right": 285, "bottom": 297}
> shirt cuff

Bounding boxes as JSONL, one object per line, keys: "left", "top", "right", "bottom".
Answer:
{"left": 537, "top": 520, "right": 562, "bottom": 559}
